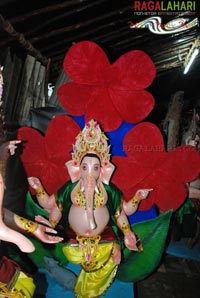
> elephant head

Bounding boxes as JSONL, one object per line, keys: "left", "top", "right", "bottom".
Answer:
{"left": 66, "top": 153, "right": 115, "bottom": 230}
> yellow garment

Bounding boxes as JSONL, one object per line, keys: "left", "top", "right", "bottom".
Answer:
{"left": 0, "top": 270, "right": 35, "bottom": 298}
{"left": 63, "top": 242, "right": 118, "bottom": 298}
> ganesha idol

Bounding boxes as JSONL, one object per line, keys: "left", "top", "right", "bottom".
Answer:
{"left": 27, "top": 119, "right": 153, "bottom": 298}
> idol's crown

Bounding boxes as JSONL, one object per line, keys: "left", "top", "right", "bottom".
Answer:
{"left": 72, "top": 119, "right": 111, "bottom": 167}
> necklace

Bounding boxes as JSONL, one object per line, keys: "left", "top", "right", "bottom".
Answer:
{"left": 75, "top": 183, "right": 104, "bottom": 209}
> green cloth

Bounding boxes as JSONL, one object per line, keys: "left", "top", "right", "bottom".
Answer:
{"left": 11, "top": 180, "right": 172, "bottom": 282}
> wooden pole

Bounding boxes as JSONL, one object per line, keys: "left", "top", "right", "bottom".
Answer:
{"left": 0, "top": 14, "right": 48, "bottom": 66}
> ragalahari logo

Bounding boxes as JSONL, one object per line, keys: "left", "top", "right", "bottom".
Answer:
{"left": 128, "top": 17, "right": 198, "bottom": 34}
{"left": 133, "top": 1, "right": 196, "bottom": 13}
{"left": 129, "top": 1, "right": 198, "bottom": 34}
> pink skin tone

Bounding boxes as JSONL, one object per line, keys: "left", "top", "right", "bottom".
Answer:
{"left": 123, "top": 189, "right": 153, "bottom": 216}
{"left": 28, "top": 177, "right": 62, "bottom": 228}
{"left": 0, "top": 140, "right": 21, "bottom": 159}
{"left": 0, "top": 140, "right": 34, "bottom": 253}
{"left": 28, "top": 155, "right": 152, "bottom": 264}
{"left": 79, "top": 156, "right": 101, "bottom": 230}
{"left": 0, "top": 140, "right": 63, "bottom": 253}
{"left": 111, "top": 243, "right": 121, "bottom": 265}
{"left": 112, "top": 188, "right": 152, "bottom": 263}
{"left": 0, "top": 173, "right": 35, "bottom": 253}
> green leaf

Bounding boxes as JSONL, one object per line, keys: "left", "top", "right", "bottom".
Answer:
{"left": 116, "top": 210, "right": 173, "bottom": 282}
{"left": 28, "top": 237, "right": 68, "bottom": 268}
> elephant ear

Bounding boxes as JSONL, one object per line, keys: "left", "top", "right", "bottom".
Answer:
{"left": 65, "top": 160, "right": 81, "bottom": 182}
{"left": 116, "top": 210, "right": 172, "bottom": 282}
{"left": 100, "top": 162, "right": 115, "bottom": 184}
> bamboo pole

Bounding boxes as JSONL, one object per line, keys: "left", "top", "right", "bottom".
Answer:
{"left": 0, "top": 14, "right": 48, "bottom": 66}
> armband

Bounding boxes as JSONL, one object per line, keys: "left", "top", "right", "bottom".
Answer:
{"left": 114, "top": 209, "right": 121, "bottom": 220}
{"left": 36, "top": 187, "right": 45, "bottom": 200}
{"left": 132, "top": 196, "right": 140, "bottom": 208}
{"left": 0, "top": 160, "right": 6, "bottom": 181}
{"left": 121, "top": 221, "right": 131, "bottom": 233}
{"left": 49, "top": 219, "right": 57, "bottom": 228}
{"left": 16, "top": 215, "right": 38, "bottom": 233}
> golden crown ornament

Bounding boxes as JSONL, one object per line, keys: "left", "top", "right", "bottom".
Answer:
{"left": 72, "top": 119, "right": 111, "bottom": 168}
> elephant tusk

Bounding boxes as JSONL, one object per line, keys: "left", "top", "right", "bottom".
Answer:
{"left": 95, "top": 185, "right": 99, "bottom": 194}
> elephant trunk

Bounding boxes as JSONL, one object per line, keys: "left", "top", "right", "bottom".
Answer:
{"left": 84, "top": 175, "right": 97, "bottom": 230}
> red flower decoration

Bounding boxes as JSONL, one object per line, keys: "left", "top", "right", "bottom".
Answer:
{"left": 17, "top": 115, "right": 80, "bottom": 194}
{"left": 57, "top": 41, "right": 156, "bottom": 132}
{"left": 112, "top": 122, "right": 200, "bottom": 211}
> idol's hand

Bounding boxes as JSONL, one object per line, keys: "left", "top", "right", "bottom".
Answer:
{"left": 0, "top": 140, "right": 21, "bottom": 160}
{"left": 111, "top": 243, "right": 121, "bottom": 265}
{"left": 35, "top": 215, "right": 52, "bottom": 227}
{"left": 33, "top": 223, "right": 63, "bottom": 244}
{"left": 135, "top": 188, "right": 153, "bottom": 200}
{"left": 28, "top": 177, "right": 42, "bottom": 190}
{"left": 124, "top": 230, "right": 138, "bottom": 251}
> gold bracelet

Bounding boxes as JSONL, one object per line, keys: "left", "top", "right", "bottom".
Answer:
{"left": 114, "top": 209, "right": 121, "bottom": 220}
{"left": 135, "top": 233, "right": 143, "bottom": 252}
{"left": 36, "top": 187, "right": 45, "bottom": 200}
{"left": 0, "top": 160, "right": 6, "bottom": 181}
{"left": 50, "top": 219, "right": 57, "bottom": 228}
{"left": 58, "top": 201, "right": 63, "bottom": 212}
{"left": 132, "top": 196, "right": 140, "bottom": 208}
{"left": 121, "top": 221, "right": 131, "bottom": 233}
{"left": 16, "top": 215, "right": 38, "bottom": 233}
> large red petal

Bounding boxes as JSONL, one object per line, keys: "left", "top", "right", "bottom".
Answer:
{"left": 45, "top": 115, "right": 80, "bottom": 162}
{"left": 112, "top": 123, "right": 166, "bottom": 203}
{"left": 39, "top": 160, "right": 70, "bottom": 195}
{"left": 18, "top": 116, "right": 80, "bottom": 195}
{"left": 146, "top": 170, "right": 187, "bottom": 211}
{"left": 63, "top": 41, "right": 110, "bottom": 84}
{"left": 121, "top": 170, "right": 187, "bottom": 212}
{"left": 18, "top": 127, "right": 45, "bottom": 164}
{"left": 154, "top": 173, "right": 187, "bottom": 211}
{"left": 110, "top": 89, "right": 155, "bottom": 123}
{"left": 57, "top": 82, "right": 92, "bottom": 115}
{"left": 85, "top": 88, "right": 122, "bottom": 131}
{"left": 161, "top": 146, "right": 200, "bottom": 182}
{"left": 110, "top": 50, "right": 156, "bottom": 89}
{"left": 18, "top": 128, "right": 48, "bottom": 188}
{"left": 136, "top": 146, "right": 200, "bottom": 210}
{"left": 112, "top": 156, "right": 151, "bottom": 192}
{"left": 123, "top": 122, "right": 165, "bottom": 165}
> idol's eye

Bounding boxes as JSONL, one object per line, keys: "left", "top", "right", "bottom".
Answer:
{"left": 82, "top": 164, "right": 87, "bottom": 171}
{"left": 94, "top": 165, "right": 100, "bottom": 171}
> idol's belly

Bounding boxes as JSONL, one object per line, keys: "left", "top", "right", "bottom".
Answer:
{"left": 68, "top": 205, "right": 110, "bottom": 236}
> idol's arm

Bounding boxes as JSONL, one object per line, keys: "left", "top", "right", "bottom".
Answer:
{"left": 28, "top": 177, "right": 62, "bottom": 227}
{"left": 115, "top": 208, "right": 138, "bottom": 251}
{"left": 3, "top": 208, "right": 63, "bottom": 243}
{"left": 123, "top": 188, "right": 153, "bottom": 216}
{"left": 0, "top": 140, "right": 21, "bottom": 181}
